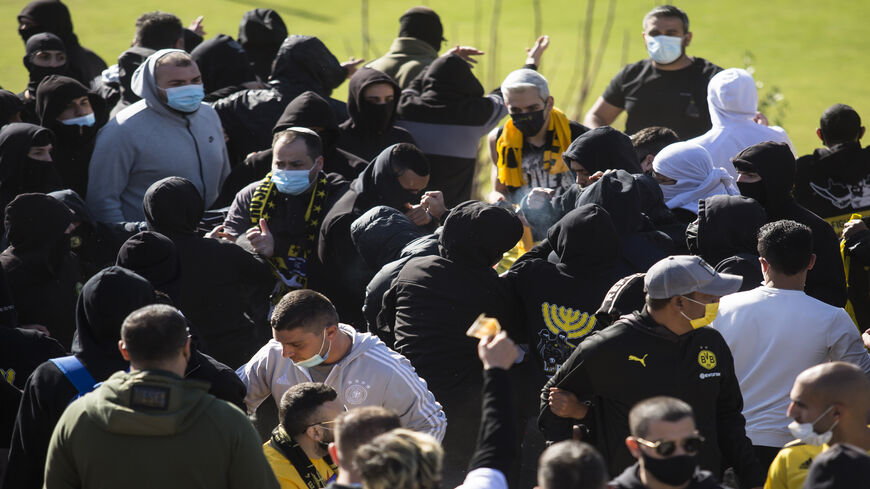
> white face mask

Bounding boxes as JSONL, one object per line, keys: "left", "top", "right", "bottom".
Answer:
{"left": 295, "top": 330, "right": 331, "bottom": 368}
{"left": 787, "top": 405, "right": 838, "bottom": 446}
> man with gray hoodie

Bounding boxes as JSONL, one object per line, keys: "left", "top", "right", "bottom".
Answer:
{"left": 86, "top": 49, "right": 230, "bottom": 222}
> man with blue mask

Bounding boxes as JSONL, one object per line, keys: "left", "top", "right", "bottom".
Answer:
{"left": 237, "top": 289, "right": 446, "bottom": 444}
{"left": 86, "top": 49, "right": 230, "bottom": 222}
{"left": 583, "top": 5, "right": 722, "bottom": 140}
{"left": 220, "top": 128, "right": 348, "bottom": 303}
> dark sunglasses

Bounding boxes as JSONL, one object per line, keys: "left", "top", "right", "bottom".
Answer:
{"left": 635, "top": 435, "right": 704, "bottom": 457}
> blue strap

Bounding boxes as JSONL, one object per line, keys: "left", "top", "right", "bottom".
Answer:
{"left": 49, "top": 356, "right": 98, "bottom": 396}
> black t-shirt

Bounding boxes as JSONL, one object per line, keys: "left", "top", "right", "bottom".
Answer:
{"left": 602, "top": 57, "right": 722, "bottom": 139}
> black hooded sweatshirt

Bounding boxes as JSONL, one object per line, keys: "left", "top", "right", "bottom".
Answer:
{"left": 143, "top": 177, "right": 274, "bottom": 369}
{"left": 505, "top": 204, "right": 636, "bottom": 378}
{"left": 212, "top": 35, "right": 348, "bottom": 160}
{"left": 379, "top": 201, "right": 524, "bottom": 392}
{"left": 794, "top": 141, "right": 870, "bottom": 220}
{"left": 237, "top": 8, "right": 288, "bottom": 83}
{"left": 319, "top": 145, "right": 432, "bottom": 326}
{"left": 0, "top": 193, "right": 82, "bottom": 349}
{"left": 36, "top": 75, "right": 107, "bottom": 197}
{"left": 0, "top": 123, "right": 64, "bottom": 225}
{"left": 191, "top": 34, "right": 257, "bottom": 96}
{"left": 17, "top": 0, "right": 107, "bottom": 87}
{"left": 687, "top": 195, "right": 767, "bottom": 292}
{"left": 215, "top": 91, "right": 364, "bottom": 206}
{"left": 1, "top": 89, "right": 25, "bottom": 127}
{"left": 338, "top": 67, "right": 416, "bottom": 162}
{"left": 108, "top": 46, "right": 154, "bottom": 117}
{"left": 732, "top": 141, "right": 847, "bottom": 307}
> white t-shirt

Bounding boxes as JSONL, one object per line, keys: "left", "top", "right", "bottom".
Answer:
{"left": 712, "top": 286, "right": 870, "bottom": 448}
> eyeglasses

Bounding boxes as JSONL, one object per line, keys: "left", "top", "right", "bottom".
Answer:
{"left": 635, "top": 435, "right": 704, "bottom": 457}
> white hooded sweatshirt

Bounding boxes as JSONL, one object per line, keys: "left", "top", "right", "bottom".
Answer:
{"left": 86, "top": 49, "right": 230, "bottom": 222}
{"left": 653, "top": 141, "right": 739, "bottom": 214}
{"left": 689, "top": 68, "right": 795, "bottom": 179}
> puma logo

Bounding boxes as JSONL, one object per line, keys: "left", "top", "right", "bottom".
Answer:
{"left": 628, "top": 354, "right": 648, "bottom": 367}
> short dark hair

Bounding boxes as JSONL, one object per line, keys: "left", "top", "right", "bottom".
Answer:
{"left": 629, "top": 396, "right": 694, "bottom": 439}
{"left": 820, "top": 104, "right": 862, "bottom": 146}
{"left": 279, "top": 382, "right": 338, "bottom": 436}
{"left": 273, "top": 128, "right": 323, "bottom": 161}
{"left": 335, "top": 406, "right": 401, "bottom": 467}
{"left": 271, "top": 289, "right": 339, "bottom": 333}
{"left": 390, "top": 143, "right": 430, "bottom": 177}
{"left": 134, "top": 11, "right": 183, "bottom": 50}
{"left": 631, "top": 126, "right": 680, "bottom": 162}
{"left": 757, "top": 220, "right": 813, "bottom": 276}
{"left": 538, "top": 441, "right": 608, "bottom": 489}
{"left": 645, "top": 295, "right": 673, "bottom": 311}
{"left": 643, "top": 5, "right": 690, "bottom": 33}
{"left": 121, "top": 304, "right": 188, "bottom": 364}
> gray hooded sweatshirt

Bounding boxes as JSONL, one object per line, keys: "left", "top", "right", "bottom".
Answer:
{"left": 86, "top": 49, "right": 230, "bottom": 223}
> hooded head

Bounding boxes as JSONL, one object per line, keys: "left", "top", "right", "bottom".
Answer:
{"left": 23, "top": 32, "right": 71, "bottom": 94}
{"left": 143, "top": 176, "right": 204, "bottom": 237}
{"left": 0, "top": 90, "right": 24, "bottom": 127}
{"left": 707, "top": 68, "right": 758, "bottom": 127}
{"left": 72, "top": 266, "right": 156, "bottom": 370}
{"left": 191, "top": 34, "right": 257, "bottom": 94}
{"left": 4, "top": 191, "right": 71, "bottom": 252}
{"left": 398, "top": 6, "right": 444, "bottom": 51}
{"left": 274, "top": 91, "right": 340, "bottom": 155}
{"left": 237, "top": 8, "right": 288, "bottom": 81}
{"left": 117, "top": 46, "right": 154, "bottom": 105}
{"left": 440, "top": 200, "right": 523, "bottom": 268}
{"left": 562, "top": 127, "right": 642, "bottom": 186}
{"left": 17, "top": 0, "right": 77, "bottom": 46}
{"left": 270, "top": 35, "right": 346, "bottom": 97}
{"left": 548, "top": 204, "right": 620, "bottom": 274}
{"left": 116, "top": 231, "right": 183, "bottom": 306}
{"left": 48, "top": 188, "right": 92, "bottom": 225}
{"left": 421, "top": 54, "right": 484, "bottom": 102}
{"left": 687, "top": 194, "right": 767, "bottom": 266}
{"left": 352, "top": 143, "right": 430, "bottom": 211}
{"left": 346, "top": 68, "right": 401, "bottom": 135}
{"left": 35, "top": 74, "right": 105, "bottom": 135}
{"left": 131, "top": 49, "right": 203, "bottom": 115}
{"left": 652, "top": 141, "right": 737, "bottom": 214}
{"left": 0, "top": 123, "right": 57, "bottom": 202}
{"left": 351, "top": 206, "right": 425, "bottom": 269}
{"left": 731, "top": 141, "right": 796, "bottom": 213}
{"left": 576, "top": 170, "right": 645, "bottom": 235}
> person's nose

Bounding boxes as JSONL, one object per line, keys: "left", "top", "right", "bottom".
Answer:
{"left": 282, "top": 345, "right": 295, "bottom": 359}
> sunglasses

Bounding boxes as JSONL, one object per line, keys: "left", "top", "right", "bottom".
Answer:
{"left": 635, "top": 435, "right": 704, "bottom": 457}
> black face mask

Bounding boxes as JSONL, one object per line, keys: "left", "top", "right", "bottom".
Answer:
{"left": 737, "top": 181, "right": 767, "bottom": 207}
{"left": 26, "top": 64, "right": 71, "bottom": 93}
{"left": 21, "top": 157, "right": 54, "bottom": 189}
{"left": 359, "top": 100, "right": 393, "bottom": 135}
{"left": 641, "top": 453, "right": 697, "bottom": 486}
{"left": 511, "top": 110, "right": 546, "bottom": 137}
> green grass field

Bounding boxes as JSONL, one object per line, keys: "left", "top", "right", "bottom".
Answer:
{"left": 2, "top": 0, "right": 868, "bottom": 159}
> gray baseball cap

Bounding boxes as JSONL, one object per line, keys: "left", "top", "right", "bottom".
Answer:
{"left": 644, "top": 255, "right": 742, "bottom": 299}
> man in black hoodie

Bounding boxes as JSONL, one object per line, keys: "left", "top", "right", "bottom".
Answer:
{"left": 18, "top": 32, "right": 73, "bottom": 122}
{"left": 143, "top": 176, "right": 274, "bottom": 369}
{"left": 237, "top": 8, "right": 288, "bottom": 83}
{"left": 191, "top": 34, "right": 261, "bottom": 101}
{"left": 732, "top": 141, "right": 847, "bottom": 307}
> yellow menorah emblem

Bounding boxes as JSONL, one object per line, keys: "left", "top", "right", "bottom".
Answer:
{"left": 541, "top": 303, "right": 596, "bottom": 342}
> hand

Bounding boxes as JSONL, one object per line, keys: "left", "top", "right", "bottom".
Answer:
{"left": 863, "top": 328, "right": 870, "bottom": 350}
{"left": 525, "top": 35, "right": 549, "bottom": 66}
{"left": 446, "top": 45, "right": 485, "bottom": 65}
{"left": 188, "top": 16, "right": 205, "bottom": 37}
{"left": 206, "top": 224, "right": 238, "bottom": 242}
{"left": 20, "top": 324, "right": 50, "bottom": 336}
{"left": 478, "top": 331, "right": 518, "bottom": 370}
{"left": 548, "top": 387, "right": 588, "bottom": 419}
{"left": 753, "top": 111, "right": 769, "bottom": 126}
{"left": 245, "top": 219, "right": 275, "bottom": 257}
{"left": 341, "top": 57, "right": 365, "bottom": 78}
{"left": 843, "top": 219, "right": 868, "bottom": 240}
{"left": 488, "top": 190, "right": 507, "bottom": 203}
{"left": 403, "top": 203, "right": 432, "bottom": 227}
{"left": 421, "top": 191, "right": 447, "bottom": 220}
{"left": 526, "top": 187, "right": 554, "bottom": 210}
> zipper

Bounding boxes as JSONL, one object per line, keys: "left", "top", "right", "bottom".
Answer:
{"left": 184, "top": 115, "right": 207, "bottom": 200}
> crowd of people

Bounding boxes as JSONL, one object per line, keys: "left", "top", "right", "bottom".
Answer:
{"left": 1, "top": 1, "right": 870, "bottom": 489}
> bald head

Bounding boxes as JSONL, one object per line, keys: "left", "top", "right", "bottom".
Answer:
{"left": 797, "top": 362, "right": 870, "bottom": 408}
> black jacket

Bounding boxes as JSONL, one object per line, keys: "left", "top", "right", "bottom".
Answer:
{"left": 212, "top": 35, "right": 348, "bottom": 160}
{"left": 610, "top": 464, "right": 727, "bottom": 489}
{"left": 733, "top": 141, "right": 847, "bottom": 307}
{"left": 338, "top": 67, "right": 416, "bottom": 162}
{"left": 144, "top": 177, "right": 274, "bottom": 369}
{"left": 190, "top": 34, "right": 257, "bottom": 95}
{"left": 505, "top": 204, "right": 636, "bottom": 377}
{"left": 379, "top": 201, "right": 524, "bottom": 392}
{"left": 538, "top": 309, "right": 764, "bottom": 488}
{"left": 794, "top": 141, "right": 870, "bottom": 220}
{"left": 237, "top": 8, "right": 288, "bottom": 82}
{"left": 0, "top": 327, "right": 66, "bottom": 390}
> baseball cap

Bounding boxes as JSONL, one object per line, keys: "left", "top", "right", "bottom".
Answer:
{"left": 803, "top": 443, "right": 870, "bottom": 489}
{"left": 644, "top": 255, "right": 742, "bottom": 299}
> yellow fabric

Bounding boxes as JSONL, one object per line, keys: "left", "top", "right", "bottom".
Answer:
{"left": 496, "top": 108, "right": 572, "bottom": 187}
{"left": 764, "top": 442, "right": 870, "bottom": 489}
{"left": 841, "top": 213, "right": 864, "bottom": 328}
{"left": 263, "top": 442, "right": 336, "bottom": 489}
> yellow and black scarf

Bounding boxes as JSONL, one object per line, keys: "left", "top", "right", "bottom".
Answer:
{"left": 496, "top": 108, "right": 573, "bottom": 188}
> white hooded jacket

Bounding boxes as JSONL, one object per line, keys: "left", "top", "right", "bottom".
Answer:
{"left": 689, "top": 68, "right": 795, "bottom": 179}
{"left": 237, "top": 324, "right": 447, "bottom": 441}
{"left": 86, "top": 49, "right": 230, "bottom": 222}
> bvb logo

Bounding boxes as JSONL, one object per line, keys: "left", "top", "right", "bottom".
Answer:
{"left": 697, "top": 349, "right": 717, "bottom": 370}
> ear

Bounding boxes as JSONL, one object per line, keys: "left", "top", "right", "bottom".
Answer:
{"left": 671, "top": 295, "right": 684, "bottom": 310}
{"left": 545, "top": 96, "right": 555, "bottom": 112}
{"left": 312, "top": 156, "right": 324, "bottom": 177}
{"left": 182, "top": 337, "right": 192, "bottom": 362}
{"left": 816, "top": 128, "right": 825, "bottom": 145}
{"left": 324, "top": 324, "right": 339, "bottom": 341}
{"left": 807, "top": 253, "right": 817, "bottom": 271}
{"left": 684, "top": 31, "right": 693, "bottom": 47}
{"left": 642, "top": 154, "right": 655, "bottom": 173}
{"left": 174, "top": 37, "right": 185, "bottom": 50}
{"left": 306, "top": 425, "right": 323, "bottom": 442}
{"left": 328, "top": 442, "right": 339, "bottom": 465}
{"left": 118, "top": 340, "right": 131, "bottom": 361}
{"left": 625, "top": 437, "right": 641, "bottom": 459}
{"left": 759, "top": 256, "right": 770, "bottom": 274}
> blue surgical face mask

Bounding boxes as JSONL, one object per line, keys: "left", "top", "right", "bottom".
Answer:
{"left": 271, "top": 169, "right": 312, "bottom": 195}
{"left": 60, "top": 113, "right": 96, "bottom": 127}
{"left": 295, "top": 330, "right": 331, "bottom": 368}
{"left": 164, "top": 84, "right": 204, "bottom": 113}
{"left": 646, "top": 35, "right": 683, "bottom": 64}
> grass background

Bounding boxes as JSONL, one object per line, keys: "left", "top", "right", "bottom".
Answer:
{"left": 1, "top": 0, "right": 868, "bottom": 182}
